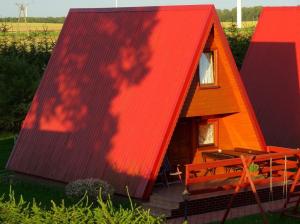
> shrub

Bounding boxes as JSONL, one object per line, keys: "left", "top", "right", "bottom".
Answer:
{"left": 0, "top": 56, "right": 41, "bottom": 132}
{"left": 0, "top": 29, "right": 54, "bottom": 133}
{"left": 65, "top": 178, "right": 114, "bottom": 202}
{"left": 0, "top": 189, "right": 164, "bottom": 223}
{"left": 224, "top": 23, "right": 254, "bottom": 69}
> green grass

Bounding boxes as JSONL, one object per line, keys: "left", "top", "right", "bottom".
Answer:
{"left": 0, "top": 136, "right": 130, "bottom": 209}
{"left": 0, "top": 136, "right": 68, "bottom": 207}
{"left": 0, "top": 136, "right": 14, "bottom": 170}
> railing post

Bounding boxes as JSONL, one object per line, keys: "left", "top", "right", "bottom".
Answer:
{"left": 183, "top": 164, "right": 190, "bottom": 222}
{"left": 185, "top": 164, "right": 189, "bottom": 187}
{"left": 182, "top": 188, "right": 190, "bottom": 221}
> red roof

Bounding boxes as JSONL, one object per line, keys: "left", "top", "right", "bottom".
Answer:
{"left": 241, "top": 7, "right": 300, "bottom": 148}
{"left": 7, "top": 5, "right": 243, "bottom": 198}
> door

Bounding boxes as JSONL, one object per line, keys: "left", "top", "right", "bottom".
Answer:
{"left": 166, "top": 119, "right": 194, "bottom": 167}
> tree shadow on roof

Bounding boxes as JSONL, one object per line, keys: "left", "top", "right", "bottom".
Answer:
{"left": 8, "top": 9, "right": 160, "bottom": 198}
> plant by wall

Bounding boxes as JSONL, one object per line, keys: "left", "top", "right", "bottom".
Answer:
{"left": 65, "top": 178, "right": 115, "bottom": 202}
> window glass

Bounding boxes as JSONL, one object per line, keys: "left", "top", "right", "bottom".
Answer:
{"left": 199, "top": 52, "right": 214, "bottom": 85}
{"left": 199, "top": 123, "right": 215, "bottom": 146}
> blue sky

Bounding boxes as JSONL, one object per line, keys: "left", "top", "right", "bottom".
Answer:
{"left": 0, "top": 0, "right": 299, "bottom": 17}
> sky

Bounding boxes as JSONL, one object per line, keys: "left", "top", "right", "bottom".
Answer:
{"left": 0, "top": 0, "right": 299, "bottom": 17}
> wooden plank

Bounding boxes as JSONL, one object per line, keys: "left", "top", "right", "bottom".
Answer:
{"left": 187, "top": 171, "right": 243, "bottom": 185}
{"left": 186, "top": 149, "right": 300, "bottom": 193}
{"left": 261, "top": 164, "right": 297, "bottom": 173}
{"left": 185, "top": 164, "right": 190, "bottom": 186}
{"left": 275, "top": 160, "right": 298, "bottom": 166}
{"left": 186, "top": 157, "right": 242, "bottom": 169}
{"left": 267, "top": 146, "right": 300, "bottom": 154}
{"left": 187, "top": 152, "right": 298, "bottom": 171}
{"left": 253, "top": 152, "right": 299, "bottom": 162}
{"left": 234, "top": 147, "right": 266, "bottom": 155}
{"left": 289, "top": 156, "right": 300, "bottom": 193}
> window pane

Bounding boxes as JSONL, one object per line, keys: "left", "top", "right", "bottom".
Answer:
{"left": 199, "top": 52, "right": 214, "bottom": 84}
{"left": 199, "top": 123, "right": 215, "bottom": 146}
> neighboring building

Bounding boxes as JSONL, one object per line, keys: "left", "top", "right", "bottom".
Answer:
{"left": 241, "top": 7, "right": 300, "bottom": 149}
{"left": 7, "top": 5, "right": 265, "bottom": 199}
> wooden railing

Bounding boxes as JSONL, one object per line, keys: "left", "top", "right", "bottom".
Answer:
{"left": 185, "top": 146, "right": 300, "bottom": 192}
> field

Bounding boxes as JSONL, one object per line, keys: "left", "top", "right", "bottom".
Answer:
{"left": 1, "top": 21, "right": 257, "bottom": 33}
{"left": 3, "top": 21, "right": 256, "bottom": 32}
{"left": 221, "top": 21, "right": 257, "bottom": 28}
{"left": 3, "top": 22, "right": 63, "bottom": 32}
{"left": 0, "top": 21, "right": 257, "bottom": 44}
{"left": 0, "top": 22, "right": 61, "bottom": 42}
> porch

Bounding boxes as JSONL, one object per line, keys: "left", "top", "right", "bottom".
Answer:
{"left": 146, "top": 146, "right": 300, "bottom": 223}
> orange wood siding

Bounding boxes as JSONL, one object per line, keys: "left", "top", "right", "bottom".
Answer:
{"left": 213, "top": 25, "right": 264, "bottom": 150}
{"left": 180, "top": 74, "right": 239, "bottom": 117}
{"left": 181, "top": 30, "right": 239, "bottom": 117}
{"left": 181, "top": 24, "right": 264, "bottom": 160}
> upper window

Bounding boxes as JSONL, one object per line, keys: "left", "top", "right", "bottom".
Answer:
{"left": 198, "top": 121, "right": 217, "bottom": 147}
{"left": 199, "top": 52, "right": 215, "bottom": 85}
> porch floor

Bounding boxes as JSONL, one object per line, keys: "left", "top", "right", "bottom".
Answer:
{"left": 167, "top": 199, "right": 290, "bottom": 224}
{"left": 144, "top": 180, "right": 294, "bottom": 218}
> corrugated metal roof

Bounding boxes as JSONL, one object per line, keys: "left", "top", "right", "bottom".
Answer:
{"left": 6, "top": 5, "right": 258, "bottom": 199}
{"left": 241, "top": 7, "right": 300, "bottom": 148}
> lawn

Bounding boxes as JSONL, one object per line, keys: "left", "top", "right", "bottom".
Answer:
{"left": 0, "top": 136, "right": 132, "bottom": 210}
{"left": 0, "top": 136, "right": 68, "bottom": 207}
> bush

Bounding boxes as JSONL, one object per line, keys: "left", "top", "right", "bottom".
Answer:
{"left": 0, "top": 189, "right": 164, "bottom": 224}
{"left": 0, "top": 56, "right": 41, "bottom": 132}
{"left": 224, "top": 24, "right": 253, "bottom": 69}
{"left": 0, "top": 29, "right": 54, "bottom": 133}
{"left": 65, "top": 178, "right": 114, "bottom": 202}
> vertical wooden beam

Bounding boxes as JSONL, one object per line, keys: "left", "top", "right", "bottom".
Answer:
{"left": 289, "top": 154, "right": 300, "bottom": 193}
{"left": 240, "top": 155, "right": 269, "bottom": 224}
{"left": 221, "top": 156, "right": 253, "bottom": 224}
{"left": 281, "top": 154, "right": 300, "bottom": 215}
{"left": 191, "top": 119, "right": 198, "bottom": 163}
{"left": 222, "top": 155, "right": 268, "bottom": 224}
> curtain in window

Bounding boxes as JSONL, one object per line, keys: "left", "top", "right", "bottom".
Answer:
{"left": 199, "top": 123, "right": 214, "bottom": 146}
{"left": 199, "top": 52, "right": 214, "bottom": 84}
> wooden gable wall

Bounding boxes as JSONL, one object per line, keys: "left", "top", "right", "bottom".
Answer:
{"left": 179, "top": 24, "right": 264, "bottom": 155}
{"left": 180, "top": 29, "right": 239, "bottom": 117}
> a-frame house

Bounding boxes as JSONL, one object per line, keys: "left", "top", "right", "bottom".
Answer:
{"left": 241, "top": 7, "right": 300, "bottom": 149}
{"left": 7, "top": 5, "right": 265, "bottom": 199}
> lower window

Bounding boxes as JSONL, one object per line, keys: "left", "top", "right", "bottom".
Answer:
{"left": 198, "top": 120, "right": 218, "bottom": 147}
